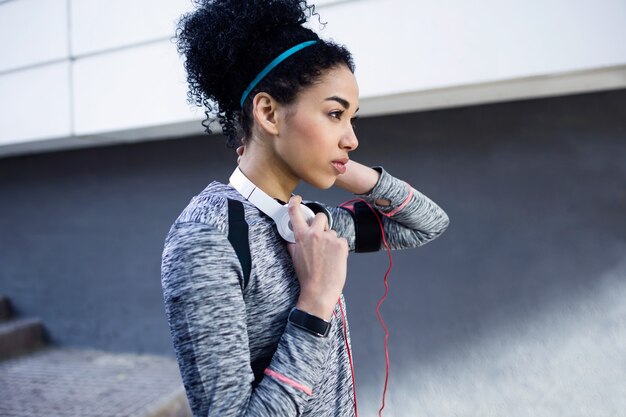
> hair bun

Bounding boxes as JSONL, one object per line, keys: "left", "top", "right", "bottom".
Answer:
{"left": 176, "top": 0, "right": 318, "bottom": 108}
{"left": 236, "top": 0, "right": 313, "bottom": 37}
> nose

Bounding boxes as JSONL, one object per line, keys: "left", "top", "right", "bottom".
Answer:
{"left": 340, "top": 126, "right": 359, "bottom": 152}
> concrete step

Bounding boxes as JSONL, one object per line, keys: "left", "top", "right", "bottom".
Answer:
{"left": 0, "top": 347, "right": 192, "bottom": 417}
{"left": 0, "top": 295, "right": 11, "bottom": 321}
{"left": 0, "top": 317, "right": 45, "bottom": 359}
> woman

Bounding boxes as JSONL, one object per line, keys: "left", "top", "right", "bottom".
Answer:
{"left": 160, "top": 1, "right": 450, "bottom": 416}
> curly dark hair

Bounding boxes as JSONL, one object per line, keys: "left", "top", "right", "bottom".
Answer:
{"left": 174, "top": 0, "right": 355, "bottom": 148}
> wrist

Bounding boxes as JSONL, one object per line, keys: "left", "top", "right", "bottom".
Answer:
{"left": 334, "top": 161, "right": 380, "bottom": 194}
{"left": 296, "top": 296, "right": 335, "bottom": 322}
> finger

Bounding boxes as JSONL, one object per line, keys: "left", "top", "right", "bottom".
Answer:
{"left": 287, "top": 195, "right": 309, "bottom": 237}
{"left": 286, "top": 242, "right": 296, "bottom": 258}
{"left": 309, "top": 212, "right": 329, "bottom": 231}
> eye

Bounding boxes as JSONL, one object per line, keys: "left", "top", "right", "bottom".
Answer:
{"left": 351, "top": 116, "right": 359, "bottom": 129}
{"left": 329, "top": 110, "right": 344, "bottom": 120}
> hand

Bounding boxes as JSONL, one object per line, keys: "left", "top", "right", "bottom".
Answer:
{"left": 287, "top": 195, "right": 349, "bottom": 321}
{"left": 334, "top": 160, "right": 380, "bottom": 195}
{"left": 334, "top": 160, "right": 390, "bottom": 206}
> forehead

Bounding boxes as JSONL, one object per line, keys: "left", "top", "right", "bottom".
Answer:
{"left": 299, "top": 65, "right": 359, "bottom": 105}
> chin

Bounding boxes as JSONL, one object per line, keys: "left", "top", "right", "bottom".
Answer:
{"left": 303, "top": 174, "right": 337, "bottom": 190}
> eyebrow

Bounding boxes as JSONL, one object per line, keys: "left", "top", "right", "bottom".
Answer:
{"left": 324, "top": 96, "right": 360, "bottom": 113}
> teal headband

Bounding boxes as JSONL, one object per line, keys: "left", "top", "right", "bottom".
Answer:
{"left": 240, "top": 40, "right": 317, "bottom": 108}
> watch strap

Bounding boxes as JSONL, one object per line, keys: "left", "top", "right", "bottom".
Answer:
{"left": 288, "top": 307, "right": 331, "bottom": 338}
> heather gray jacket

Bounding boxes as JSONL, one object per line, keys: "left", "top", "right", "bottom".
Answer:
{"left": 160, "top": 167, "right": 449, "bottom": 417}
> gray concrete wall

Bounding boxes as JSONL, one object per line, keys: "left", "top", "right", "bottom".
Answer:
{"left": 1, "top": 88, "right": 625, "bottom": 416}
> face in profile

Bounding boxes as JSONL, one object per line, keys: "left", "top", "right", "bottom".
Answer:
{"left": 274, "top": 64, "right": 360, "bottom": 189}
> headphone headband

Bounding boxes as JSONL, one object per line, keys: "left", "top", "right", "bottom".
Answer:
{"left": 229, "top": 167, "right": 283, "bottom": 220}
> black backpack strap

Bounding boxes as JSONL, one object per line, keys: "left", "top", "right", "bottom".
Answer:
{"left": 227, "top": 199, "right": 251, "bottom": 290}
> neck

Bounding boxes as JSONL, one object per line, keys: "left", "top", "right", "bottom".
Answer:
{"left": 236, "top": 139, "right": 298, "bottom": 203}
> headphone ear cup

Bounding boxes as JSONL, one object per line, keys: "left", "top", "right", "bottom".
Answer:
{"left": 303, "top": 201, "right": 333, "bottom": 231}
{"left": 276, "top": 203, "right": 316, "bottom": 243}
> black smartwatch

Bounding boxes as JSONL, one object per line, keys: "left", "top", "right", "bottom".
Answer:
{"left": 288, "top": 307, "right": 331, "bottom": 338}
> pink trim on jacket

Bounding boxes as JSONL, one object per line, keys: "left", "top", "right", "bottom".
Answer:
{"left": 264, "top": 368, "right": 313, "bottom": 396}
{"left": 382, "top": 183, "right": 414, "bottom": 217}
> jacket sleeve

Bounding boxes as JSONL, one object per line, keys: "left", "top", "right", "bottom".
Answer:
{"left": 161, "top": 221, "right": 331, "bottom": 417}
{"left": 329, "top": 166, "right": 450, "bottom": 251}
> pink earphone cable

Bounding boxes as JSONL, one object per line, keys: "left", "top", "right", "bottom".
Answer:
{"left": 339, "top": 198, "right": 394, "bottom": 417}
{"left": 338, "top": 297, "right": 359, "bottom": 417}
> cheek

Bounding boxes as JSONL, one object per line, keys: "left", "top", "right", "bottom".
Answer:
{"left": 282, "top": 112, "right": 336, "bottom": 166}
{"left": 288, "top": 118, "right": 325, "bottom": 150}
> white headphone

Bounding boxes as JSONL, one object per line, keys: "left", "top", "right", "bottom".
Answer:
{"left": 229, "top": 167, "right": 332, "bottom": 243}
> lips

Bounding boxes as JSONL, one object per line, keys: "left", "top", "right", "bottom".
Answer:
{"left": 331, "top": 158, "right": 349, "bottom": 174}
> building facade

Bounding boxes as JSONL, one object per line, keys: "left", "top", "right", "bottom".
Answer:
{"left": 1, "top": 1, "right": 625, "bottom": 416}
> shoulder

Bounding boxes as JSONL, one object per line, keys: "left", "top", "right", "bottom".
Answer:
{"left": 173, "top": 180, "right": 246, "bottom": 234}
{"left": 162, "top": 180, "right": 249, "bottom": 255}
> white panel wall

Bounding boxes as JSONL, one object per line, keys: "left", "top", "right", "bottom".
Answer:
{"left": 0, "top": 62, "right": 71, "bottom": 145}
{"left": 1, "top": 0, "right": 626, "bottom": 157}
{"left": 314, "top": 0, "right": 626, "bottom": 97}
{"left": 0, "top": 0, "right": 68, "bottom": 73}
{"left": 70, "top": 0, "right": 192, "bottom": 56}
{"left": 73, "top": 40, "right": 196, "bottom": 135}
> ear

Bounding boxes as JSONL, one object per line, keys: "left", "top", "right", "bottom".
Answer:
{"left": 252, "top": 92, "right": 280, "bottom": 136}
